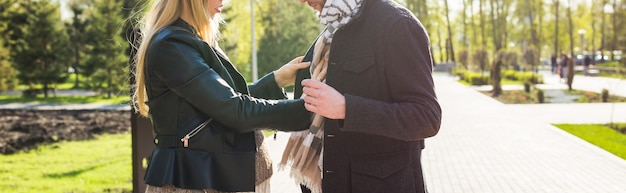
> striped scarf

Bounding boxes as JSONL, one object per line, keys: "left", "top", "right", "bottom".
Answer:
{"left": 319, "top": 0, "right": 363, "bottom": 43}
{"left": 279, "top": 1, "right": 363, "bottom": 192}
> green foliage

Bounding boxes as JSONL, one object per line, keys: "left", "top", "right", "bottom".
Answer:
{"left": 256, "top": 0, "right": 320, "bottom": 77}
{"left": 502, "top": 69, "right": 517, "bottom": 80}
{"left": 9, "top": 1, "right": 70, "bottom": 98}
{"left": 83, "top": 0, "right": 128, "bottom": 98}
{"left": 523, "top": 46, "right": 539, "bottom": 71}
{"left": 555, "top": 124, "right": 626, "bottom": 160}
{"left": 65, "top": 0, "right": 91, "bottom": 89}
{"left": 536, "top": 89, "right": 544, "bottom": 103}
{"left": 602, "top": 88, "right": 609, "bottom": 102}
{"left": 472, "top": 48, "right": 489, "bottom": 74}
{"left": 457, "top": 49, "right": 469, "bottom": 69}
{"left": 0, "top": 39, "right": 17, "bottom": 92}
{"left": 566, "top": 89, "right": 626, "bottom": 103}
{"left": 0, "top": 94, "right": 129, "bottom": 104}
{"left": 0, "top": 133, "right": 132, "bottom": 192}
{"left": 517, "top": 71, "right": 543, "bottom": 84}
{"left": 457, "top": 71, "right": 489, "bottom": 85}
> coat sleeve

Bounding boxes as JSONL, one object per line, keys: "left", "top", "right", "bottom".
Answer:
{"left": 147, "top": 36, "right": 310, "bottom": 133}
{"left": 247, "top": 72, "right": 288, "bottom": 100}
{"left": 341, "top": 17, "right": 442, "bottom": 141}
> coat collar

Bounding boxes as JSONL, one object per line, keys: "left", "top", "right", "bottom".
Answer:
{"left": 171, "top": 19, "right": 198, "bottom": 37}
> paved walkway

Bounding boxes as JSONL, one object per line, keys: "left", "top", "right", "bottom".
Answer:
{"left": 2, "top": 71, "right": 626, "bottom": 192}
{"left": 265, "top": 72, "right": 626, "bottom": 193}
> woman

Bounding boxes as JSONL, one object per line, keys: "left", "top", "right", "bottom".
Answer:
{"left": 132, "top": 0, "right": 311, "bottom": 192}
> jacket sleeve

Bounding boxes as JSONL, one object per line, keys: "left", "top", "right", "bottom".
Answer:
{"left": 248, "top": 72, "right": 288, "bottom": 100}
{"left": 341, "top": 17, "right": 442, "bottom": 141}
{"left": 147, "top": 36, "right": 310, "bottom": 133}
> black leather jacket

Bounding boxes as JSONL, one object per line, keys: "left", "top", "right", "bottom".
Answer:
{"left": 143, "top": 19, "right": 310, "bottom": 191}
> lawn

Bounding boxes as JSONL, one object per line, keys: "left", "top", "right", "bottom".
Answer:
{"left": 0, "top": 133, "right": 132, "bottom": 193}
{"left": 0, "top": 95, "right": 130, "bottom": 105}
{"left": 554, "top": 124, "right": 626, "bottom": 160}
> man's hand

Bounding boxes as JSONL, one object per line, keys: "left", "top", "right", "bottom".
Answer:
{"left": 302, "top": 79, "right": 345, "bottom": 119}
{"left": 274, "top": 56, "right": 310, "bottom": 87}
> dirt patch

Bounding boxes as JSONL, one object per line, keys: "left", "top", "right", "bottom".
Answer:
{"left": 0, "top": 109, "right": 130, "bottom": 154}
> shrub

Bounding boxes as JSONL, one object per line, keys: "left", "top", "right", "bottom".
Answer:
{"left": 523, "top": 82, "right": 531, "bottom": 93}
{"left": 464, "top": 72, "right": 489, "bottom": 85}
{"left": 536, "top": 89, "right": 544, "bottom": 103}
{"left": 602, "top": 89, "right": 609, "bottom": 102}
{"left": 502, "top": 69, "right": 517, "bottom": 80}
{"left": 517, "top": 72, "right": 543, "bottom": 84}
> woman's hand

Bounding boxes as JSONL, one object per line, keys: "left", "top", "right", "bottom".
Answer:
{"left": 274, "top": 56, "right": 310, "bottom": 87}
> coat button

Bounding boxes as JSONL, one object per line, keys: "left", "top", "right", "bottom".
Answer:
{"left": 330, "top": 62, "right": 336, "bottom": 65}
{"left": 325, "top": 170, "right": 335, "bottom": 173}
{"left": 327, "top": 134, "right": 335, "bottom": 138}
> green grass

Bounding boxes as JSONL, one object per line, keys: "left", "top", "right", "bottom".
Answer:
{"left": 554, "top": 124, "right": 626, "bottom": 160}
{"left": 0, "top": 133, "right": 132, "bottom": 193}
{"left": 0, "top": 95, "right": 130, "bottom": 105}
{"left": 458, "top": 78, "right": 522, "bottom": 86}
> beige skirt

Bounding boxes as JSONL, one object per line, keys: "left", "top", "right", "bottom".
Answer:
{"left": 146, "top": 131, "right": 272, "bottom": 193}
{"left": 145, "top": 183, "right": 268, "bottom": 193}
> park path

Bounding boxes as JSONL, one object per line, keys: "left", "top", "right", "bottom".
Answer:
{"left": 266, "top": 72, "right": 626, "bottom": 192}
{"left": 1, "top": 71, "right": 625, "bottom": 192}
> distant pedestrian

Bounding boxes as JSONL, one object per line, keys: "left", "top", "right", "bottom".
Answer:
{"left": 559, "top": 53, "right": 569, "bottom": 81}
{"left": 583, "top": 55, "right": 592, "bottom": 76}
{"left": 551, "top": 54, "right": 558, "bottom": 74}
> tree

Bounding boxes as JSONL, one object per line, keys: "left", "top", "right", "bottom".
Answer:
{"left": 0, "top": 37, "right": 17, "bottom": 92}
{"left": 457, "top": 49, "right": 469, "bottom": 69}
{"left": 13, "top": 0, "right": 70, "bottom": 98}
{"left": 83, "top": 0, "right": 127, "bottom": 98}
{"left": 256, "top": 0, "right": 319, "bottom": 77}
{"left": 566, "top": 0, "right": 575, "bottom": 91}
{"left": 491, "top": 50, "right": 505, "bottom": 96}
{"left": 0, "top": 0, "right": 18, "bottom": 92}
{"left": 473, "top": 48, "right": 489, "bottom": 75}
{"left": 489, "top": 0, "right": 511, "bottom": 51}
{"left": 66, "top": 0, "right": 90, "bottom": 88}
{"left": 523, "top": 46, "right": 539, "bottom": 82}
{"left": 220, "top": 0, "right": 256, "bottom": 80}
{"left": 443, "top": 0, "right": 455, "bottom": 62}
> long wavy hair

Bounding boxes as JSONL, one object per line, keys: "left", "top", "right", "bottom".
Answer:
{"left": 132, "top": 0, "right": 221, "bottom": 117}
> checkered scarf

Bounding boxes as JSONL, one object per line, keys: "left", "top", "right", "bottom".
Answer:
{"left": 319, "top": 0, "right": 364, "bottom": 43}
{"left": 279, "top": 1, "right": 363, "bottom": 193}
{"left": 279, "top": 34, "right": 329, "bottom": 193}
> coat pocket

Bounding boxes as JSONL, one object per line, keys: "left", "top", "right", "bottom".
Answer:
{"left": 350, "top": 151, "right": 416, "bottom": 193}
{"left": 341, "top": 55, "right": 375, "bottom": 73}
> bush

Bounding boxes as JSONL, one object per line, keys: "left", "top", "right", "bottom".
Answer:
{"left": 502, "top": 69, "right": 517, "bottom": 80}
{"left": 464, "top": 72, "right": 489, "bottom": 85}
{"left": 536, "top": 89, "right": 544, "bottom": 103}
{"left": 523, "top": 82, "right": 531, "bottom": 93}
{"left": 22, "top": 89, "right": 41, "bottom": 98}
{"left": 602, "top": 89, "right": 609, "bottom": 102}
{"left": 451, "top": 68, "right": 468, "bottom": 80}
{"left": 517, "top": 72, "right": 543, "bottom": 84}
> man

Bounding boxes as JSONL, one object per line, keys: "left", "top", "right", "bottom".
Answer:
{"left": 280, "top": 0, "right": 442, "bottom": 192}
{"left": 583, "top": 55, "right": 591, "bottom": 76}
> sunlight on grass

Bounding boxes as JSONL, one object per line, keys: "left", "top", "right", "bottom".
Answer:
{"left": 555, "top": 124, "right": 626, "bottom": 160}
{"left": 0, "top": 95, "right": 130, "bottom": 105}
{"left": 0, "top": 133, "right": 132, "bottom": 193}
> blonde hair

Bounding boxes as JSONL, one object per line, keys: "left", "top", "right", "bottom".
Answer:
{"left": 132, "top": 0, "right": 221, "bottom": 117}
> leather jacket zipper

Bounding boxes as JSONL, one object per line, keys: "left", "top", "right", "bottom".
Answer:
{"left": 181, "top": 118, "right": 213, "bottom": 148}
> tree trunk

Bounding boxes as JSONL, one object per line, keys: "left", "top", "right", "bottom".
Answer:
{"left": 567, "top": 0, "right": 575, "bottom": 91}
{"left": 554, "top": 0, "right": 559, "bottom": 57}
{"left": 444, "top": 0, "right": 456, "bottom": 62}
